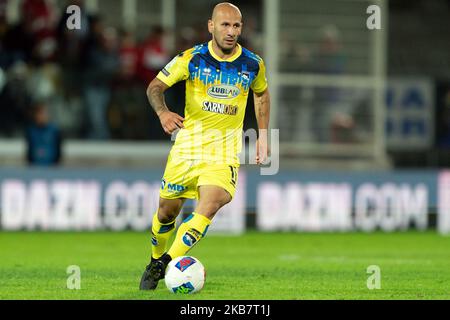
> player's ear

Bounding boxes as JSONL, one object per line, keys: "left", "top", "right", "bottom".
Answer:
{"left": 208, "top": 19, "right": 214, "bottom": 34}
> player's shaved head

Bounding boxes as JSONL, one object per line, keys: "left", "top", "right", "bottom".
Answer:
{"left": 211, "top": 2, "right": 242, "bottom": 22}
{"left": 208, "top": 2, "right": 243, "bottom": 55}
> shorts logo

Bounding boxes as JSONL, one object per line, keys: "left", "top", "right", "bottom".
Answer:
{"left": 207, "top": 85, "right": 240, "bottom": 99}
{"left": 167, "top": 183, "right": 187, "bottom": 193}
{"left": 175, "top": 257, "right": 197, "bottom": 272}
{"left": 182, "top": 228, "right": 202, "bottom": 247}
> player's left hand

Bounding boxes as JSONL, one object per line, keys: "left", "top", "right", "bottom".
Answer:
{"left": 256, "top": 135, "right": 269, "bottom": 165}
{"left": 158, "top": 111, "right": 185, "bottom": 135}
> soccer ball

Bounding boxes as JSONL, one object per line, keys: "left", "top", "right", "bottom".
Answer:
{"left": 164, "top": 256, "right": 206, "bottom": 294}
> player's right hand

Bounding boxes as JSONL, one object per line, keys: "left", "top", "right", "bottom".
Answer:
{"left": 158, "top": 111, "right": 185, "bottom": 135}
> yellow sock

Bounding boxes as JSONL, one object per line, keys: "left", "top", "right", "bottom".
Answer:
{"left": 167, "top": 212, "right": 211, "bottom": 259}
{"left": 151, "top": 211, "right": 176, "bottom": 259}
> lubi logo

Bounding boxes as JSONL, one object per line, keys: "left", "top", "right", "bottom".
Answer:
{"left": 207, "top": 85, "right": 240, "bottom": 99}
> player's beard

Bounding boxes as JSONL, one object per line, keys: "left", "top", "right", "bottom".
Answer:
{"left": 213, "top": 35, "right": 237, "bottom": 55}
{"left": 218, "top": 39, "right": 236, "bottom": 54}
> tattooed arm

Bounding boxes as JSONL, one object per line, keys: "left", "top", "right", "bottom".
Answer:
{"left": 147, "top": 78, "right": 184, "bottom": 135}
{"left": 253, "top": 89, "right": 271, "bottom": 164}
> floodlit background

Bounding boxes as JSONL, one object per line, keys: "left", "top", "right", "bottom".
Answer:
{"left": 0, "top": 0, "right": 450, "bottom": 233}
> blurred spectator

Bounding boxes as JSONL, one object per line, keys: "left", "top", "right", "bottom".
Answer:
{"left": 0, "top": 66, "right": 4, "bottom": 91}
{"left": 0, "top": 62, "right": 31, "bottom": 137}
{"left": 25, "top": 102, "right": 62, "bottom": 166}
{"left": 138, "top": 26, "right": 170, "bottom": 85}
{"left": 238, "top": 15, "right": 262, "bottom": 53}
{"left": 3, "top": 13, "right": 36, "bottom": 66}
{"left": 51, "top": 0, "right": 90, "bottom": 139}
{"left": 0, "top": 22, "right": 6, "bottom": 69}
{"left": 31, "top": 27, "right": 57, "bottom": 66}
{"left": 56, "top": 0, "right": 90, "bottom": 97}
{"left": 313, "top": 25, "right": 346, "bottom": 74}
{"left": 21, "top": 0, "right": 54, "bottom": 35}
{"left": 0, "top": 0, "right": 7, "bottom": 68}
{"left": 0, "top": 0, "right": 5, "bottom": 19}
{"left": 311, "top": 25, "right": 352, "bottom": 143}
{"left": 22, "top": 0, "right": 57, "bottom": 65}
{"left": 108, "top": 29, "right": 151, "bottom": 140}
{"left": 192, "top": 22, "right": 210, "bottom": 45}
{"left": 437, "top": 83, "right": 450, "bottom": 147}
{"left": 176, "top": 26, "right": 197, "bottom": 54}
{"left": 82, "top": 16, "right": 120, "bottom": 140}
{"left": 118, "top": 29, "right": 139, "bottom": 82}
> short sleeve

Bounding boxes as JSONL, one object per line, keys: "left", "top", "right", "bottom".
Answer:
{"left": 250, "top": 59, "right": 268, "bottom": 94}
{"left": 156, "top": 52, "right": 190, "bottom": 87}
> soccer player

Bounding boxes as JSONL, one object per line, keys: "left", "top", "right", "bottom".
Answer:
{"left": 140, "top": 2, "right": 270, "bottom": 290}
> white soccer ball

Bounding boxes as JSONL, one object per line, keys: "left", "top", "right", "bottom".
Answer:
{"left": 164, "top": 256, "right": 206, "bottom": 294}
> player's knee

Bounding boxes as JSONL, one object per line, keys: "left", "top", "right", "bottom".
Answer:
{"left": 217, "top": 193, "right": 232, "bottom": 209}
{"left": 158, "top": 208, "right": 178, "bottom": 223}
{"left": 158, "top": 202, "right": 181, "bottom": 223}
{"left": 202, "top": 197, "right": 231, "bottom": 216}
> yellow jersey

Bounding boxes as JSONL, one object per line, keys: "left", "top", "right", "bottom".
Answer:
{"left": 156, "top": 41, "right": 268, "bottom": 166}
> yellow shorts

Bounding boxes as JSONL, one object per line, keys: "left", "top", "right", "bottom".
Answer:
{"left": 159, "top": 154, "right": 239, "bottom": 200}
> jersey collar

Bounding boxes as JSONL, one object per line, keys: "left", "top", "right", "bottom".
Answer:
{"left": 208, "top": 40, "right": 242, "bottom": 62}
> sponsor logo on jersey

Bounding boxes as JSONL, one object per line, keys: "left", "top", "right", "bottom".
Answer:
{"left": 202, "top": 101, "right": 238, "bottom": 115}
{"left": 161, "top": 179, "right": 166, "bottom": 190}
{"left": 207, "top": 85, "right": 240, "bottom": 99}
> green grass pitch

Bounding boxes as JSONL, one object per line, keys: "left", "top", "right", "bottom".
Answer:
{"left": 0, "top": 231, "right": 449, "bottom": 300}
